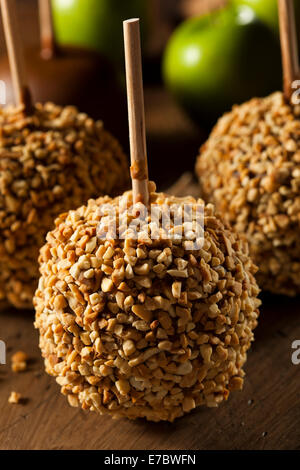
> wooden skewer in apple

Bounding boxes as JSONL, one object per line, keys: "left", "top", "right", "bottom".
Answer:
{"left": 278, "top": 0, "right": 299, "bottom": 101}
{"left": 123, "top": 19, "right": 149, "bottom": 206}
{"left": 0, "top": 0, "right": 32, "bottom": 111}
{"left": 39, "top": 0, "right": 56, "bottom": 60}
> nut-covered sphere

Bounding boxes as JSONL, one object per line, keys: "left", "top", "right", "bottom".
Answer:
{"left": 0, "top": 103, "right": 128, "bottom": 309}
{"left": 196, "top": 92, "right": 300, "bottom": 296}
{"left": 34, "top": 186, "right": 260, "bottom": 422}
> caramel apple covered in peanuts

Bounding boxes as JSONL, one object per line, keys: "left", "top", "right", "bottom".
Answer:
{"left": 34, "top": 185, "right": 260, "bottom": 422}
{"left": 196, "top": 0, "right": 300, "bottom": 296}
{"left": 0, "top": 0, "right": 128, "bottom": 309}
{"left": 196, "top": 93, "right": 300, "bottom": 295}
{"left": 34, "top": 19, "right": 260, "bottom": 422}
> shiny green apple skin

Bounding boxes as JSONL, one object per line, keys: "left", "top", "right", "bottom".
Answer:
{"left": 231, "top": 0, "right": 300, "bottom": 33}
{"left": 163, "top": 6, "right": 281, "bottom": 127}
{"left": 231, "top": 0, "right": 279, "bottom": 30}
{"left": 52, "top": 0, "right": 148, "bottom": 66}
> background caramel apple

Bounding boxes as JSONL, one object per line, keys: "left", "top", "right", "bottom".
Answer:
{"left": 0, "top": 44, "right": 128, "bottom": 147}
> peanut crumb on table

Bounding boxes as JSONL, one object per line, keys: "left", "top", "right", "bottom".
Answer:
{"left": 8, "top": 391, "right": 22, "bottom": 404}
{"left": 11, "top": 350, "right": 28, "bottom": 373}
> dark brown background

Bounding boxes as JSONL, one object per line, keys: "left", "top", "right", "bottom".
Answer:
{"left": 0, "top": 0, "right": 299, "bottom": 451}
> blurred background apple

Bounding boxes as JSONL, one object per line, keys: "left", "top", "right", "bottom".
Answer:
{"left": 163, "top": 4, "right": 282, "bottom": 127}
{"left": 231, "top": 0, "right": 300, "bottom": 34}
{"left": 52, "top": 0, "right": 149, "bottom": 71}
{"left": 231, "top": 0, "right": 279, "bottom": 30}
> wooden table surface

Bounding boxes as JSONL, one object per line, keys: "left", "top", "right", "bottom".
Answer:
{"left": 0, "top": 0, "right": 300, "bottom": 452}
{"left": 1, "top": 292, "right": 300, "bottom": 450}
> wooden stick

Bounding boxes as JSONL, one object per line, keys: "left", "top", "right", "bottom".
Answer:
{"left": 39, "top": 0, "right": 56, "bottom": 59}
{"left": 278, "top": 0, "right": 299, "bottom": 100}
{"left": 123, "top": 19, "right": 149, "bottom": 206}
{"left": 0, "top": 0, "right": 31, "bottom": 111}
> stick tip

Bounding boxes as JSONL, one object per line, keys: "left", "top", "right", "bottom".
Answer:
{"left": 123, "top": 18, "right": 140, "bottom": 26}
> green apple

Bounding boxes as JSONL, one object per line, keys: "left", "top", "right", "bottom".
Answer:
{"left": 231, "top": 0, "right": 300, "bottom": 33}
{"left": 231, "top": 0, "right": 279, "bottom": 30}
{"left": 163, "top": 5, "right": 282, "bottom": 126}
{"left": 52, "top": 0, "right": 148, "bottom": 67}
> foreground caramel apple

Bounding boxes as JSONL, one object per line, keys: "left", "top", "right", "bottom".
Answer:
{"left": 34, "top": 185, "right": 260, "bottom": 421}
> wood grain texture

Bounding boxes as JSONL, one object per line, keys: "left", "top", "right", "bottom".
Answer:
{"left": 0, "top": 295, "right": 299, "bottom": 450}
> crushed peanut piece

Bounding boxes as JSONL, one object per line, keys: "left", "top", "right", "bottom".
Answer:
{"left": 11, "top": 351, "right": 28, "bottom": 373}
{"left": 8, "top": 391, "right": 22, "bottom": 404}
